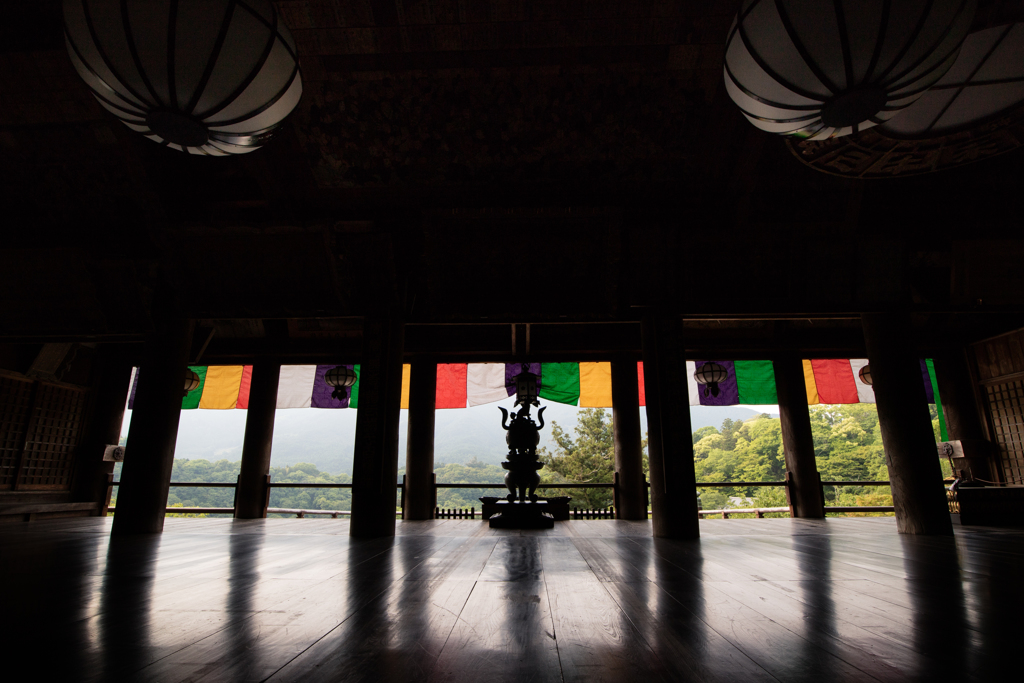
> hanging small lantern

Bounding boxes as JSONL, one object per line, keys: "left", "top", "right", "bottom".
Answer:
{"left": 325, "top": 366, "right": 357, "bottom": 401}
{"left": 858, "top": 364, "right": 873, "bottom": 386}
{"left": 724, "top": 0, "right": 977, "bottom": 139}
{"left": 694, "top": 362, "right": 729, "bottom": 397}
{"left": 183, "top": 369, "right": 200, "bottom": 397}
{"left": 63, "top": 0, "right": 302, "bottom": 155}
{"left": 514, "top": 364, "right": 540, "bottom": 407}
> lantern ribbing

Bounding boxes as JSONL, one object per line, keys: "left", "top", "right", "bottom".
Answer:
{"left": 63, "top": 0, "right": 302, "bottom": 155}
{"left": 724, "top": 0, "right": 977, "bottom": 139}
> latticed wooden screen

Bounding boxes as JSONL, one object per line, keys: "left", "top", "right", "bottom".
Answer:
{"left": 0, "top": 377, "right": 89, "bottom": 490}
{"left": 985, "top": 380, "right": 1024, "bottom": 485}
{"left": 18, "top": 383, "right": 88, "bottom": 489}
{"left": 0, "top": 376, "right": 34, "bottom": 489}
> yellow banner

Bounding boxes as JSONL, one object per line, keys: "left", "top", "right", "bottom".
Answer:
{"left": 578, "top": 362, "right": 613, "bottom": 408}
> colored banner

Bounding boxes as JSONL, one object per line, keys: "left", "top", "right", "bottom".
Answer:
{"left": 276, "top": 365, "right": 317, "bottom": 408}
{"left": 181, "top": 366, "right": 208, "bottom": 409}
{"left": 198, "top": 365, "right": 244, "bottom": 409}
{"left": 311, "top": 365, "right": 352, "bottom": 408}
{"left": 920, "top": 359, "right": 935, "bottom": 403}
{"left": 437, "top": 364, "right": 469, "bottom": 409}
{"left": 506, "top": 363, "right": 542, "bottom": 398}
{"left": 734, "top": 360, "right": 778, "bottom": 404}
{"left": 685, "top": 360, "right": 699, "bottom": 406}
{"left": 848, "top": 359, "right": 874, "bottom": 404}
{"left": 925, "top": 359, "right": 948, "bottom": 440}
{"left": 124, "top": 358, "right": 941, "bottom": 414}
{"left": 348, "top": 365, "right": 362, "bottom": 409}
{"left": 693, "top": 361, "right": 739, "bottom": 406}
{"left": 810, "top": 359, "right": 859, "bottom": 404}
{"left": 801, "top": 359, "right": 939, "bottom": 408}
{"left": 467, "top": 363, "right": 508, "bottom": 406}
{"left": 235, "top": 366, "right": 253, "bottom": 409}
{"left": 637, "top": 361, "right": 646, "bottom": 406}
{"left": 539, "top": 362, "right": 581, "bottom": 405}
{"left": 399, "top": 363, "right": 411, "bottom": 409}
{"left": 579, "top": 362, "right": 613, "bottom": 407}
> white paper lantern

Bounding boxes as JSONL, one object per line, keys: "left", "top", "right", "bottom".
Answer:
{"left": 725, "top": 0, "right": 977, "bottom": 140}
{"left": 881, "top": 23, "right": 1024, "bottom": 137}
{"left": 63, "top": 0, "right": 302, "bottom": 155}
{"left": 693, "top": 362, "right": 729, "bottom": 398}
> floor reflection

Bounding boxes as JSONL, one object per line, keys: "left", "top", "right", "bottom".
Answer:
{"left": 215, "top": 529, "right": 265, "bottom": 679}
{"left": 901, "top": 534, "right": 976, "bottom": 680}
{"left": 5, "top": 518, "right": 1024, "bottom": 682}
{"left": 98, "top": 534, "right": 160, "bottom": 681}
{"left": 795, "top": 534, "right": 837, "bottom": 639}
{"left": 2, "top": 533, "right": 102, "bottom": 680}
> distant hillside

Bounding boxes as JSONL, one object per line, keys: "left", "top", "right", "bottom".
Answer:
{"left": 126, "top": 399, "right": 776, "bottom": 476}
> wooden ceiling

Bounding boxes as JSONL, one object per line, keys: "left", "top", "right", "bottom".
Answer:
{"left": 3, "top": 1, "right": 1024, "bottom": 361}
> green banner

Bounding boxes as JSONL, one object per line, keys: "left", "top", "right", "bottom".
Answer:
{"left": 348, "top": 365, "right": 361, "bottom": 409}
{"left": 181, "top": 366, "right": 208, "bottom": 409}
{"left": 925, "top": 359, "right": 948, "bottom": 441}
{"left": 734, "top": 360, "right": 778, "bottom": 404}
{"left": 539, "top": 362, "right": 581, "bottom": 405}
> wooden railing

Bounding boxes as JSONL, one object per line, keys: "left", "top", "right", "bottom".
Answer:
{"left": 571, "top": 507, "right": 615, "bottom": 519}
{"left": 106, "top": 478, "right": 896, "bottom": 519}
{"left": 436, "top": 507, "right": 476, "bottom": 519}
{"left": 699, "top": 507, "right": 789, "bottom": 519}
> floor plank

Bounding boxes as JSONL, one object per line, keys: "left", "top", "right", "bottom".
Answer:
{"left": 2, "top": 517, "right": 1022, "bottom": 682}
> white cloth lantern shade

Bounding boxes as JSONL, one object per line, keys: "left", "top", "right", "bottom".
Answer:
{"left": 63, "top": 0, "right": 302, "bottom": 155}
{"left": 184, "top": 368, "right": 201, "bottom": 395}
{"left": 881, "top": 23, "right": 1024, "bottom": 137}
{"left": 725, "top": 0, "right": 977, "bottom": 139}
{"left": 858, "top": 364, "right": 873, "bottom": 386}
{"left": 693, "top": 362, "right": 729, "bottom": 398}
{"left": 324, "top": 366, "right": 357, "bottom": 388}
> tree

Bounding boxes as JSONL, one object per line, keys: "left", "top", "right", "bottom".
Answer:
{"left": 433, "top": 459, "right": 505, "bottom": 509}
{"left": 134, "top": 400, "right": 912, "bottom": 520}
{"left": 537, "top": 408, "right": 615, "bottom": 509}
{"left": 719, "top": 418, "right": 744, "bottom": 449}
{"left": 692, "top": 425, "right": 719, "bottom": 444}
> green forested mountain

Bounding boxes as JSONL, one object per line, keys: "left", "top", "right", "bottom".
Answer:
{"left": 113, "top": 460, "right": 357, "bottom": 515}
{"left": 114, "top": 404, "right": 945, "bottom": 517}
{"left": 692, "top": 404, "right": 946, "bottom": 512}
{"left": 125, "top": 401, "right": 765, "bottom": 474}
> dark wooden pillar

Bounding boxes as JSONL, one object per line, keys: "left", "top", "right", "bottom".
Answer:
{"left": 611, "top": 357, "right": 646, "bottom": 520}
{"left": 933, "top": 350, "right": 995, "bottom": 481}
{"left": 932, "top": 351, "right": 986, "bottom": 442}
{"left": 862, "top": 313, "right": 953, "bottom": 535}
{"left": 403, "top": 360, "right": 437, "bottom": 520}
{"left": 773, "top": 356, "right": 825, "bottom": 518}
{"left": 111, "top": 319, "right": 194, "bottom": 535}
{"left": 234, "top": 363, "right": 281, "bottom": 519}
{"left": 350, "top": 316, "right": 405, "bottom": 537}
{"left": 641, "top": 313, "right": 700, "bottom": 539}
{"left": 71, "top": 347, "right": 132, "bottom": 512}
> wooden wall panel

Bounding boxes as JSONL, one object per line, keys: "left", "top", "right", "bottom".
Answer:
{"left": 984, "top": 380, "right": 1024, "bottom": 485}
{"left": 973, "top": 330, "right": 1024, "bottom": 381}
{"left": 972, "top": 329, "right": 1024, "bottom": 483}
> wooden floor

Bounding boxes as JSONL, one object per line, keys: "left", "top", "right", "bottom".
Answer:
{"left": 1, "top": 517, "right": 1021, "bottom": 682}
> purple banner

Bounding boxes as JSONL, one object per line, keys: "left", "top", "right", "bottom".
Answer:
{"left": 311, "top": 364, "right": 351, "bottom": 408}
{"left": 920, "top": 359, "right": 934, "bottom": 403}
{"left": 505, "top": 362, "right": 542, "bottom": 397}
{"left": 695, "top": 360, "right": 739, "bottom": 406}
